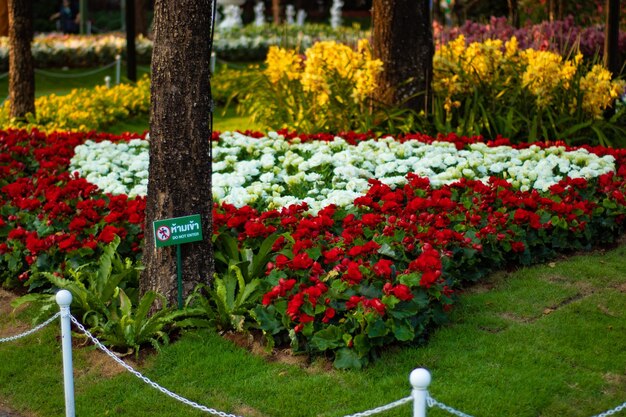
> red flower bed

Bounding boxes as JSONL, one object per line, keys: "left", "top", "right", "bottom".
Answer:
{"left": 2, "top": 128, "right": 626, "bottom": 368}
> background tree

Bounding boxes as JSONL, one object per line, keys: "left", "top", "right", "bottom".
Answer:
{"left": 8, "top": 0, "right": 35, "bottom": 119}
{"left": 604, "top": 0, "right": 621, "bottom": 78}
{"left": 0, "top": 0, "right": 8, "bottom": 36}
{"left": 371, "top": 0, "right": 433, "bottom": 114}
{"left": 508, "top": 0, "right": 519, "bottom": 27}
{"left": 135, "top": 0, "right": 149, "bottom": 36}
{"left": 272, "top": 0, "right": 282, "bottom": 24}
{"left": 141, "top": 0, "right": 214, "bottom": 305}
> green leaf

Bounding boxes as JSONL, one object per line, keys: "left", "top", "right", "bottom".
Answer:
{"left": 333, "top": 348, "right": 364, "bottom": 370}
{"left": 366, "top": 317, "right": 389, "bottom": 338}
{"left": 310, "top": 325, "right": 344, "bottom": 351}
{"left": 377, "top": 243, "right": 399, "bottom": 259}
{"left": 252, "top": 305, "right": 283, "bottom": 335}
{"left": 392, "top": 320, "right": 415, "bottom": 341}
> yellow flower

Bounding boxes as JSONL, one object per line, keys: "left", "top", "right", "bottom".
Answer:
{"left": 579, "top": 65, "right": 625, "bottom": 118}
{"left": 265, "top": 46, "right": 302, "bottom": 84}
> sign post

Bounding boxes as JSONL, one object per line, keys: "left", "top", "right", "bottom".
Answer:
{"left": 152, "top": 214, "right": 203, "bottom": 309}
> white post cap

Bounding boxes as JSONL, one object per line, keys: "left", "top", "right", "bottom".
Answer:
{"left": 55, "top": 289, "right": 73, "bottom": 307}
{"left": 410, "top": 368, "right": 432, "bottom": 390}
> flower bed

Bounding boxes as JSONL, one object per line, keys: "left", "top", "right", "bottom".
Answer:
{"left": 2, "top": 129, "right": 626, "bottom": 368}
{"left": 433, "top": 16, "right": 626, "bottom": 60}
{"left": 70, "top": 131, "right": 616, "bottom": 211}
{"left": 0, "top": 77, "right": 150, "bottom": 132}
{"left": 0, "top": 24, "right": 366, "bottom": 70}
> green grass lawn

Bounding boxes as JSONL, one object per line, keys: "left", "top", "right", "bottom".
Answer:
{"left": 1, "top": 242, "right": 625, "bottom": 417}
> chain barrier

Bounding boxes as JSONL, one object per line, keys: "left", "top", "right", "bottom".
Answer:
{"left": 590, "top": 402, "right": 626, "bottom": 417}
{"left": 34, "top": 60, "right": 118, "bottom": 79}
{"left": 0, "top": 72, "right": 7, "bottom": 79}
{"left": 69, "top": 315, "right": 245, "bottom": 417}
{"left": 2, "top": 306, "right": 626, "bottom": 417}
{"left": 427, "top": 396, "right": 476, "bottom": 417}
{"left": 0, "top": 312, "right": 60, "bottom": 343}
{"left": 341, "top": 396, "right": 413, "bottom": 417}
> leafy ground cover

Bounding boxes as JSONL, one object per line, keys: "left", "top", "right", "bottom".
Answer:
{"left": 1, "top": 241, "right": 625, "bottom": 417}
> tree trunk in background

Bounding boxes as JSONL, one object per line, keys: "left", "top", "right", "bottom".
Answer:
{"left": 372, "top": 0, "right": 433, "bottom": 114}
{"left": 0, "top": 0, "right": 8, "bottom": 36}
{"left": 141, "top": 0, "right": 214, "bottom": 306}
{"left": 604, "top": 0, "right": 621, "bottom": 78}
{"left": 508, "top": 0, "right": 519, "bottom": 28}
{"left": 557, "top": 0, "right": 565, "bottom": 20}
{"left": 135, "top": 0, "right": 149, "bottom": 36}
{"left": 272, "top": 0, "right": 281, "bottom": 24}
{"left": 7, "top": 0, "right": 34, "bottom": 119}
{"left": 547, "top": 0, "right": 555, "bottom": 21}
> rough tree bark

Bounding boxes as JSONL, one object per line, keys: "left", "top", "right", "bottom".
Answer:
{"left": 141, "top": 0, "right": 214, "bottom": 306}
{"left": 372, "top": 0, "right": 433, "bottom": 114}
{"left": 7, "top": 0, "right": 34, "bottom": 119}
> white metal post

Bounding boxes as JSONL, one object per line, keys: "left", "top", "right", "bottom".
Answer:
{"left": 410, "top": 368, "right": 432, "bottom": 417}
{"left": 115, "top": 55, "right": 122, "bottom": 85}
{"left": 210, "top": 52, "right": 216, "bottom": 74}
{"left": 56, "top": 290, "right": 75, "bottom": 417}
{"left": 104, "top": 75, "right": 111, "bottom": 88}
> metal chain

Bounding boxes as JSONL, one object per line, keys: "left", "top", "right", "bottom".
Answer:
{"left": 590, "top": 402, "right": 626, "bottom": 417}
{"left": 34, "top": 60, "right": 118, "bottom": 79}
{"left": 427, "top": 396, "right": 476, "bottom": 417}
{"left": 0, "top": 312, "right": 60, "bottom": 343}
{"left": 341, "top": 396, "right": 413, "bottom": 417}
{"left": 69, "top": 315, "right": 245, "bottom": 417}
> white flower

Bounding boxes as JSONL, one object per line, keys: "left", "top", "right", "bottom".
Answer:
{"left": 70, "top": 132, "right": 616, "bottom": 214}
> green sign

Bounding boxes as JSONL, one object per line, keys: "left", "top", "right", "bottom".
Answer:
{"left": 153, "top": 214, "right": 203, "bottom": 248}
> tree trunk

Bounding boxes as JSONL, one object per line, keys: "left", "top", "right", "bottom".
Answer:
{"left": 548, "top": 0, "right": 555, "bottom": 21}
{"left": 272, "top": 0, "right": 281, "bottom": 24}
{"left": 508, "top": 0, "right": 519, "bottom": 28}
{"left": 0, "top": 0, "right": 8, "bottom": 37}
{"left": 141, "top": 0, "right": 214, "bottom": 306}
{"left": 135, "top": 0, "right": 149, "bottom": 36}
{"left": 372, "top": 0, "right": 433, "bottom": 114}
{"left": 604, "top": 0, "right": 621, "bottom": 78}
{"left": 7, "top": 0, "right": 34, "bottom": 119}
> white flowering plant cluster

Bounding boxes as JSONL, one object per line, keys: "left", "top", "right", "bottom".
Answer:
{"left": 213, "top": 23, "right": 367, "bottom": 61}
{"left": 0, "top": 24, "right": 366, "bottom": 70}
{"left": 0, "top": 34, "right": 153, "bottom": 70}
{"left": 71, "top": 138, "right": 149, "bottom": 198}
{"left": 70, "top": 131, "right": 615, "bottom": 212}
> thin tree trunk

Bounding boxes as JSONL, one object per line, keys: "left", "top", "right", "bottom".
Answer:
{"left": 7, "top": 0, "right": 34, "bottom": 119}
{"left": 0, "top": 0, "right": 8, "bottom": 36}
{"left": 272, "top": 0, "right": 281, "bottom": 24}
{"left": 557, "top": 0, "right": 565, "bottom": 20}
{"left": 135, "top": 0, "right": 149, "bottom": 36}
{"left": 141, "top": 0, "right": 214, "bottom": 306}
{"left": 372, "top": 0, "right": 433, "bottom": 114}
{"left": 548, "top": 0, "right": 555, "bottom": 21}
{"left": 604, "top": 0, "right": 621, "bottom": 78}
{"left": 508, "top": 0, "right": 519, "bottom": 28}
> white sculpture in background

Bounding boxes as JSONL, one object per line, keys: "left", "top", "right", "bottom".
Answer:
{"left": 285, "top": 4, "right": 296, "bottom": 25}
{"left": 296, "top": 9, "right": 306, "bottom": 26}
{"left": 218, "top": 4, "right": 243, "bottom": 29}
{"left": 330, "top": 0, "right": 343, "bottom": 29}
{"left": 254, "top": 1, "right": 265, "bottom": 26}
